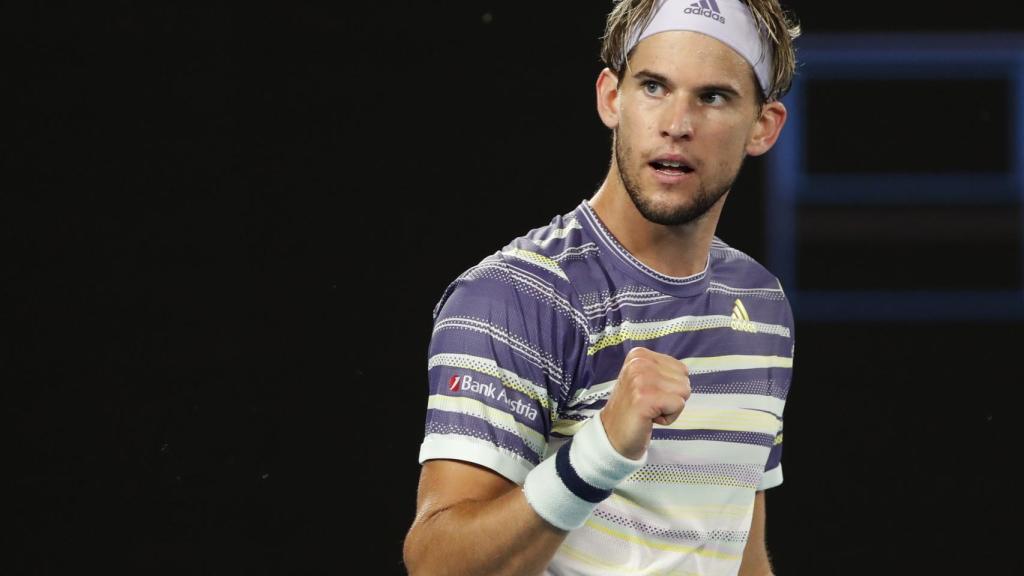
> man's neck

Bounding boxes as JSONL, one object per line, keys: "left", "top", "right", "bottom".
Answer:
{"left": 588, "top": 166, "right": 725, "bottom": 278}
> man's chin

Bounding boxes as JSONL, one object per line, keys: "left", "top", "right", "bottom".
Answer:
{"left": 633, "top": 202, "right": 701, "bottom": 227}
{"left": 631, "top": 190, "right": 722, "bottom": 226}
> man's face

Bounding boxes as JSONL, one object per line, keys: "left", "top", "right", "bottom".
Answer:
{"left": 604, "top": 31, "right": 771, "bottom": 226}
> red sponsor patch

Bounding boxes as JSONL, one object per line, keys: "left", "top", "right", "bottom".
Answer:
{"left": 448, "top": 375, "right": 461, "bottom": 391}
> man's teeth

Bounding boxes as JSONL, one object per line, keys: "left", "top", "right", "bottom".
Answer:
{"left": 653, "top": 160, "right": 691, "bottom": 172}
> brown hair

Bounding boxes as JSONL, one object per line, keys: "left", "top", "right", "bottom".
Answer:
{"left": 599, "top": 0, "right": 801, "bottom": 102}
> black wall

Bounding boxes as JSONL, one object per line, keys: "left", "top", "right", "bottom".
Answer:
{"left": 8, "top": 1, "right": 1022, "bottom": 573}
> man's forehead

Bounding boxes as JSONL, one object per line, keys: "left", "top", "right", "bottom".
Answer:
{"left": 629, "top": 31, "right": 756, "bottom": 86}
{"left": 624, "top": 0, "right": 773, "bottom": 95}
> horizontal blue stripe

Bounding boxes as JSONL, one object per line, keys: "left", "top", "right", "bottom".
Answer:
{"left": 425, "top": 409, "right": 543, "bottom": 465}
{"left": 652, "top": 428, "right": 774, "bottom": 448}
{"left": 691, "top": 378, "right": 789, "bottom": 400}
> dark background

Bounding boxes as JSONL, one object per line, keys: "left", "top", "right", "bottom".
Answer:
{"left": 7, "top": 1, "right": 1023, "bottom": 574}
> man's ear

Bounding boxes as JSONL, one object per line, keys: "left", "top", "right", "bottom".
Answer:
{"left": 746, "top": 100, "right": 787, "bottom": 157}
{"left": 596, "top": 67, "right": 621, "bottom": 130}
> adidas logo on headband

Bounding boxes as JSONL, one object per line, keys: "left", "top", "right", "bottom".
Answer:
{"left": 628, "top": 0, "right": 770, "bottom": 94}
{"left": 685, "top": 0, "right": 726, "bottom": 23}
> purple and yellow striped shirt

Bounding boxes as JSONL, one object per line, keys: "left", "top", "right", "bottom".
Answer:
{"left": 420, "top": 199, "right": 794, "bottom": 575}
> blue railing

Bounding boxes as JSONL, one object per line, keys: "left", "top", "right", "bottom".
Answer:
{"left": 766, "top": 34, "right": 1024, "bottom": 321}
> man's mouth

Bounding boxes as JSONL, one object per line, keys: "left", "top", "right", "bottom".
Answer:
{"left": 649, "top": 159, "right": 694, "bottom": 175}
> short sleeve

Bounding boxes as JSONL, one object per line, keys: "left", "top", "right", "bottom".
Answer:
{"left": 759, "top": 299, "right": 793, "bottom": 491}
{"left": 417, "top": 253, "right": 586, "bottom": 485}
{"left": 757, "top": 419, "right": 784, "bottom": 490}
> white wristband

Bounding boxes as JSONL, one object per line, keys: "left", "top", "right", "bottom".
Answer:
{"left": 522, "top": 414, "right": 647, "bottom": 531}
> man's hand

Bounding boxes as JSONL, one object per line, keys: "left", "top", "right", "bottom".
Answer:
{"left": 600, "top": 346, "right": 691, "bottom": 460}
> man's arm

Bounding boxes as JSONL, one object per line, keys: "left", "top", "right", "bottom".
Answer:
{"left": 404, "top": 347, "right": 691, "bottom": 575}
{"left": 738, "top": 490, "right": 775, "bottom": 576}
{"left": 403, "top": 459, "right": 568, "bottom": 576}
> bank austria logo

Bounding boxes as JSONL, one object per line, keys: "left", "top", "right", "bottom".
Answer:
{"left": 447, "top": 373, "right": 539, "bottom": 422}
{"left": 685, "top": 0, "right": 725, "bottom": 23}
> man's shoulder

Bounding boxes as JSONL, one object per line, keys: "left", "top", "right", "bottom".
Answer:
{"left": 502, "top": 207, "right": 599, "bottom": 279}
{"left": 708, "top": 237, "right": 788, "bottom": 294}
{"left": 432, "top": 204, "right": 597, "bottom": 322}
{"left": 707, "top": 238, "right": 795, "bottom": 335}
{"left": 457, "top": 205, "right": 597, "bottom": 285}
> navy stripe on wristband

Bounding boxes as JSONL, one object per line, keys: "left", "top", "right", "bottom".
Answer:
{"left": 555, "top": 438, "right": 613, "bottom": 504}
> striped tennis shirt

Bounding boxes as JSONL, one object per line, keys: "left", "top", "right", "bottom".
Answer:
{"left": 419, "top": 198, "right": 794, "bottom": 575}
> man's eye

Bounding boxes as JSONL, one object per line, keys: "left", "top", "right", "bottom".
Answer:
{"left": 701, "top": 92, "right": 728, "bottom": 105}
{"left": 642, "top": 81, "right": 664, "bottom": 96}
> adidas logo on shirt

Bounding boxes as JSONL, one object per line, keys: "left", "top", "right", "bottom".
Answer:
{"left": 730, "top": 299, "right": 758, "bottom": 333}
{"left": 685, "top": 0, "right": 726, "bottom": 23}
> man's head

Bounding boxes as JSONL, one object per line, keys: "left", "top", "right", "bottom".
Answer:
{"left": 601, "top": 0, "right": 801, "bottom": 103}
{"left": 594, "top": 0, "right": 798, "bottom": 227}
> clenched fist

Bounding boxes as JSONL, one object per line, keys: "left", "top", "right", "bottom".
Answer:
{"left": 600, "top": 346, "right": 691, "bottom": 460}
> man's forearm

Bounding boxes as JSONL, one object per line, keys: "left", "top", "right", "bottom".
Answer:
{"left": 737, "top": 542, "right": 774, "bottom": 576}
{"left": 404, "top": 485, "right": 568, "bottom": 576}
{"left": 738, "top": 558, "right": 775, "bottom": 576}
{"left": 738, "top": 490, "right": 774, "bottom": 575}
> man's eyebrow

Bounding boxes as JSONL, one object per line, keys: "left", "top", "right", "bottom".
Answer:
{"left": 700, "top": 83, "right": 742, "bottom": 97}
{"left": 632, "top": 69, "right": 745, "bottom": 97}
{"left": 632, "top": 69, "right": 674, "bottom": 89}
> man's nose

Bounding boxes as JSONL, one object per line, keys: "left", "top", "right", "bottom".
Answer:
{"left": 662, "top": 98, "right": 695, "bottom": 140}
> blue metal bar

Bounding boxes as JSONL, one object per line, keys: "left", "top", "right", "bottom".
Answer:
{"left": 1016, "top": 58, "right": 1024, "bottom": 302}
{"left": 798, "top": 61, "right": 1012, "bottom": 80}
{"left": 792, "top": 291, "right": 1024, "bottom": 322}
{"left": 766, "top": 74, "right": 804, "bottom": 296}
{"left": 764, "top": 34, "right": 1024, "bottom": 322}
{"left": 798, "top": 174, "right": 1019, "bottom": 205}
{"left": 797, "top": 33, "right": 1024, "bottom": 55}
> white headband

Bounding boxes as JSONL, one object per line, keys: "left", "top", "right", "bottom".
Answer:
{"left": 625, "top": 0, "right": 773, "bottom": 96}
